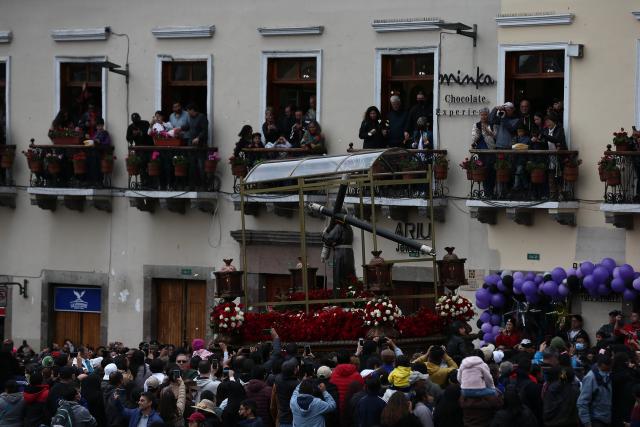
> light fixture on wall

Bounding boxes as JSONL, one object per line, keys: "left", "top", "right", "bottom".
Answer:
{"left": 97, "top": 61, "right": 129, "bottom": 83}
{"left": 435, "top": 22, "right": 477, "bottom": 47}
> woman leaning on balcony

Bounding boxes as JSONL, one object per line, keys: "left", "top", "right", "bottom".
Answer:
{"left": 471, "top": 107, "right": 496, "bottom": 197}
{"left": 359, "top": 106, "right": 387, "bottom": 149}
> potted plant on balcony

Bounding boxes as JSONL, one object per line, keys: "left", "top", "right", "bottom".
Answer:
{"left": 0, "top": 147, "right": 15, "bottom": 169}
{"left": 459, "top": 158, "right": 473, "bottom": 180}
{"left": 151, "top": 129, "right": 183, "bottom": 147}
{"left": 612, "top": 128, "right": 631, "bottom": 152}
{"left": 172, "top": 155, "right": 188, "bottom": 177}
{"left": 72, "top": 151, "right": 87, "bottom": 175}
{"left": 494, "top": 154, "right": 511, "bottom": 183}
{"left": 205, "top": 151, "right": 220, "bottom": 174}
{"left": 48, "top": 128, "right": 83, "bottom": 146}
{"left": 126, "top": 151, "right": 141, "bottom": 176}
{"left": 599, "top": 155, "right": 621, "bottom": 186}
{"left": 44, "top": 152, "right": 63, "bottom": 176}
{"left": 101, "top": 154, "right": 116, "bottom": 174}
{"left": 23, "top": 149, "right": 44, "bottom": 173}
{"left": 148, "top": 151, "right": 161, "bottom": 177}
{"left": 470, "top": 158, "right": 486, "bottom": 182}
{"left": 563, "top": 157, "right": 582, "bottom": 183}
{"left": 229, "top": 155, "right": 248, "bottom": 178}
{"left": 399, "top": 158, "right": 420, "bottom": 180}
{"left": 598, "top": 155, "right": 615, "bottom": 182}
{"left": 433, "top": 155, "right": 448, "bottom": 180}
{"left": 526, "top": 160, "right": 547, "bottom": 184}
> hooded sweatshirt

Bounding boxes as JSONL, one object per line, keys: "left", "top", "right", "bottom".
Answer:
{"left": 289, "top": 384, "right": 336, "bottom": 427}
{"left": 329, "top": 364, "right": 363, "bottom": 411}
{"left": 195, "top": 375, "right": 220, "bottom": 403}
{"left": 244, "top": 380, "right": 272, "bottom": 427}
{"left": 0, "top": 392, "right": 25, "bottom": 427}
{"left": 23, "top": 384, "right": 49, "bottom": 427}
{"left": 457, "top": 356, "right": 494, "bottom": 390}
{"left": 387, "top": 366, "right": 411, "bottom": 389}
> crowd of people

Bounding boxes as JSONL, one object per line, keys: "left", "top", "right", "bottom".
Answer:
{"left": 471, "top": 99, "right": 567, "bottom": 199}
{"left": 2, "top": 309, "right": 640, "bottom": 427}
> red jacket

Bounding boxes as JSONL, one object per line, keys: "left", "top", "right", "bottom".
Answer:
{"left": 615, "top": 322, "right": 640, "bottom": 348}
{"left": 329, "top": 364, "right": 364, "bottom": 412}
{"left": 495, "top": 332, "right": 521, "bottom": 349}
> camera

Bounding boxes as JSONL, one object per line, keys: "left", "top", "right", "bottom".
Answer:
{"left": 496, "top": 109, "right": 506, "bottom": 118}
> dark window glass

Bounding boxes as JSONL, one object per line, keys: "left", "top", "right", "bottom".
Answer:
{"left": 517, "top": 54, "right": 539, "bottom": 73}
{"left": 415, "top": 55, "right": 434, "bottom": 77}
{"left": 172, "top": 64, "right": 189, "bottom": 81}
{"left": 276, "top": 60, "right": 298, "bottom": 80}
{"left": 391, "top": 56, "right": 412, "bottom": 76}
{"left": 543, "top": 53, "right": 564, "bottom": 73}
{"left": 191, "top": 63, "right": 207, "bottom": 81}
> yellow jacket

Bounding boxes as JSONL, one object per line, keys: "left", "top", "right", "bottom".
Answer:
{"left": 387, "top": 365, "right": 411, "bottom": 389}
{"left": 413, "top": 354, "right": 458, "bottom": 387}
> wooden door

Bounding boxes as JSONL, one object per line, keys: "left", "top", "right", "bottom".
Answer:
{"left": 156, "top": 279, "right": 207, "bottom": 345}
{"left": 53, "top": 311, "right": 101, "bottom": 349}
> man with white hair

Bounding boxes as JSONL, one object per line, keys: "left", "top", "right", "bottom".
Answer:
{"left": 489, "top": 102, "right": 519, "bottom": 149}
{"left": 386, "top": 95, "right": 408, "bottom": 147}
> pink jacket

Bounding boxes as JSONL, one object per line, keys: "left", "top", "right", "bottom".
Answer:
{"left": 457, "top": 356, "right": 494, "bottom": 390}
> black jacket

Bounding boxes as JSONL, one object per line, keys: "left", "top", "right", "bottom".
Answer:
{"left": 274, "top": 374, "right": 299, "bottom": 424}
{"left": 542, "top": 380, "right": 579, "bottom": 427}
{"left": 386, "top": 110, "right": 408, "bottom": 147}
{"left": 359, "top": 120, "right": 386, "bottom": 149}
{"left": 540, "top": 126, "right": 567, "bottom": 150}
{"left": 491, "top": 406, "right": 538, "bottom": 427}
{"left": 126, "top": 121, "right": 153, "bottom": 146}
{"left": 405, "top": 103, "right": 432, "bottom": 135}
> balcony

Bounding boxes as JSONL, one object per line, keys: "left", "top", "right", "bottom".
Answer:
{"left": 0, "top": 145, "right": 17, "bottom": 208}
{"left": 599, "top": 147, "right": 640, "bottom": 229}
{"left": 124, "top": 146, "right": 220, "bottom": 214}
{"left": 464, "top": 149, "right": 580, "bottom": 226}
{"left": 232, "top": 145, "right": 449, "bottom": 221}
{"left": 25, "top": 140, "right": 114, "bottom": 212}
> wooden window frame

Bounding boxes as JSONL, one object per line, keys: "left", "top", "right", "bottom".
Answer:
{"left": 0, "top": 57, "right": 8, "bottom": 145}
{"left": 54, "top": 56, "right": 107, "bottom": 126}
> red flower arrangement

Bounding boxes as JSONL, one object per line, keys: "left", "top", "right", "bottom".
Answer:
{"left": 435, "top": 294, "right": 474, "bottom": 322}
{"left": 210, "top": 302, "right": 245, "bottom": 334}
{"left": 396, "top": 307, "right": 444, "bottom": 338}
{"left": 363, "top": 296, "right": 402, "bottom": 328}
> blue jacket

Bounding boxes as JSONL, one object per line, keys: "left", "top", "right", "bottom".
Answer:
{"left": 356, "top": 391, "right": 386, "bottom": 427}
{"left": 289, "top": 384, "right": 336, "bottom": 427}
{"left": 577, "top": 368, "right": 612, "bottom": 425}
{"left": 114, "top": 397, "right": 164, "bottom": 427}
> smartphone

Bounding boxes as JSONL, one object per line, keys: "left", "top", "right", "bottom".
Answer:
{"left": 222, "top": 368, "right": 230, "bottom": 377}
{"left": 262, "top": 328, "right": 272, "bottom": 334}
{"left": 304, "top": 345, "right": 311, "bottom": 355}
{"left": 171, "top": 369, "right": 181, "bottom": 380}
{"left": 358, "top": 338, "right": 364, "bottom": 347}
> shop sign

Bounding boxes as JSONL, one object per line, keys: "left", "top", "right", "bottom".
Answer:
{"left": 395, "top": 222, "right": 431, "bottom": 254}
{"left": 438, "top": 67, "right": 496, "bottom": 89}
{"left": 181, "top": 268, "right": 192, "bottom": 276}
{"left": 54, "top": 287, "right": 101, "bottom": 313}
{"left": 527, "top": 253, "right": 540, "bottom": 261}
{"left": 437, "top": 67, "right": 495, "bottom": 117}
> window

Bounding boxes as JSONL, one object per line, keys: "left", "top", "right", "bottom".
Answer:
{"left": 60, "top": 62, "right": 103, "bottom": 124}
{"left": 267, "top": 57, "right": 316, "bottom": 118}
{"left": 380, "top": 53, "right": 434, "bottom": 117}
{"left": 161, "top": 61, "right": 208, "bottom": 115}
{"left": 505, "top": 50, "right": 564, "bottom": 114}
{"left": 0, "top": 61, "right": 6, "bottom": 145}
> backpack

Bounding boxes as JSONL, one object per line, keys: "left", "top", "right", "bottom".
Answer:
{"left": 51, "top": 402, "right": 75, "bottom": 427}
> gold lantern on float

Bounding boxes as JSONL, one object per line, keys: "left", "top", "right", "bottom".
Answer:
{"left": 214, "top": 259, "right": 244, "bottom": 299}
{"left": 364, "top": 251, "right": 393, "bottom": 292}
{"left": 436, "top": 247, "right": 468, "bottom": 292}
{"left": 289, "top": 257, "right": 318, "bottom": 292}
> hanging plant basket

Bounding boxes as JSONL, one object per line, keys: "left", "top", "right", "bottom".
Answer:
{"left": 204, "top": 159, "right": 219, "bottom": 174}
{"left": 496, "top": 168, "right": 510, "bottom": 183}
{"left": 51, "top": 136, "right": 82, "bottom": 146}
{"left": 606, "top": 169, "right": 621, "bottom": 186}
{"left": 563, "top": 166, "right": 579, "bottom": 182}
{"left": 47, "top": 162, "right": 61, "bottom": 176}
{"left": 29, "top": 160, "right": 43, "bottom": 173}
{"left": 615, "top": 143, "right": 629, "bottom": 152}
{"left": 598, "top": 167, "right": 607, "bottom": 182}
{"left": 471, "top": 167, "right": 486, "bottom": 183}
{"left": 174, "top": 163, "right": 188, "bottom": 177}
{"left": 466, "top": 169, "right": 472, "bottom": 181}
{"left": 73, "top": 160, "right": 87, "bottom": 175}
{"left": 101, "top": 159, "right": 114, "bottom": 174}
{"left": 1, "top": 151, "right": 15, "bottom": 169}
{"left": 434, "top": 164, "right": 448, "bottom": 180}
{"left": 148, "top": 162, "right": 161, "bottom": 177}
{"left": 530, "top": 168, "right": 546, "bottom": 184}
{"left": 232, "top": 164, "right": 248, "bottom": 178}
{"left": 127, "top": 164, "right": 140, "bottom": 176}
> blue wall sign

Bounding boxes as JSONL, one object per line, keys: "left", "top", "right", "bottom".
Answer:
{"left": 54, "top": 287, "right": 101, "bottom": 313}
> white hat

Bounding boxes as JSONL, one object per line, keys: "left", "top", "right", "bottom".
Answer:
{"left": 90, "top": 357, "right": 103, "bottom": 369}
{"left": 503, "top": 102, "right": 515, "bottom": 109}
{"left": 316, "top": 366, "right": 332, "bottom": 380}
{"left": 493, "top": 350, "right": 505, "bottom": 364}
{"left": 103, "top": 363, "right": 117, "bottom": 381}
{"left": 481, "top": 344, "right": 495, "bottom": 362}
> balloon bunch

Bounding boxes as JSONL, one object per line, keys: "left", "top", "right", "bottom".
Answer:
{"left": 474, "top": 258, "right": 640, "bottom": 344}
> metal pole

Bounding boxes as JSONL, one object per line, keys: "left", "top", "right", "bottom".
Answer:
{"left": 369, "top": 169, "right": 378, "bottom": 252}
{"left": 240, "top": 181, "right": 249, "bottom": 309}
{"left": 298, "top": 178, "right": 309, "bottom": 314}
{"left": 359, "top": 181, "right": 366, "bottom": 281}
{"left": 429, "top": 163, "right": 438, "bottom": 302}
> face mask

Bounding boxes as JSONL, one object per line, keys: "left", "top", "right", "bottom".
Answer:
{"left": 576, "top": 343, "right": 585, "bottom": 351}
{"left": 417, "top": 100, "right": 425, "bottom": 105}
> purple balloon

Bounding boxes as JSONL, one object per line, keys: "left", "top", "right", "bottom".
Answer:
{"left": 513, "top": 271, "right": 524, "bottom": 280}
{"left": 619, "top": 264, "right": 635, "bottom": 282}
{"left": 497, "top": 280, "right": 507, "bottom": 292}
{"left": 566, "top": 267, "right": 577, "bottom": 277}
{"left": 476, "top": 288, "right": 491, "bottom": 304}
{"left": 551, "top": 267, "right": 567, "bottom": 284}
{"left": 525, "top": 272, "right": 536, "bottom": 281}
{"left": 593, "top": 266, "right": 610, "bottom": 284}
{"left": 476, "top": 299, "right": 490, "bottom": 310}
{"left": 613, "top": 267, "right": 620, "bottom": 279}
{"left": 492, "top": 325, "right": 500, "bottom": 335}
{"left": 601, "top": 257, "right": 617, "bottom": 272}
{"left": 580, "top": 261, "right": 595, "bottom": 276}
{"left": 484, "top": 333, "right": 495, "bottom": 343}
{"left": 543, "top": 281, "right": 558, "bottom": 297}
{"left": 558, "top": 284, "right": 570, "bottom": 297}
{"left": 490, "top": 293, "right": 506, "bottom": 308}
{"left": 611, "top": 278, "right": 626, "bottom": 293}
{"left": 513, "top": 284, "right": 523, "bottom": 295}
{"left": 583, "top": 275, "right": 596, "bottom": 290}
{"left": 633, "top": 278, "right": 640, "bottom": 291}
{"left": 576, "top": 268, "right": 584, "bottom": 279}
{"left": 485, "top": 274, "right": 501, "bottom": 285}
{"left": 480, "top": 311, "right": 491, "bottom": 323}
{"left": 522, "top": 281, "right": 537, "bottom": 296}
{"left": 597, "top": 284, "right": 610, "bottom": 296}
{"left": 490, "top": 314, "right": 502, "bottom": 326}
{"left": 481, "top": 322, "right": 492, "bottom": 334}
{"left": 635, "top": 272, "right": 640, "bottom": 279}
{"left": 534, "top": 275, "right": 544, "bottom": 285}
{"left": 624, "top": 289, "right": 637, "bottom": 302}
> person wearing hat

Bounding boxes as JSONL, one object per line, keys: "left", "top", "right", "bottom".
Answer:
{"left": 192, "top": 398, "right": 220, "bottom": 420}
{"left": 489, "top": 102, "right": 520, "bottom": 149}
{"left": 187, "top": 411, "right": 206, "bottom": 427}
{"left": 313, "top": 364, "right": 339, "bottom": 425}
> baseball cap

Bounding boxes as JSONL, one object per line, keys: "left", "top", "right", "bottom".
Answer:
{"left": 316, "top": 366, "right": 332, "bottom": 380}
{"left": 42, "top": 356, "right": 54, "bottom": 368}
{"left": 103, "top": 363, "right": 117, "bottom": 381}
{"left": 145, "top": 376, "right": 160, "bottom": 390}
{"left": 520, "top": 339, "right": 533, "bottom": 348}
{"left": 187, "top": 412, "right": 206, "bottom": 423}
